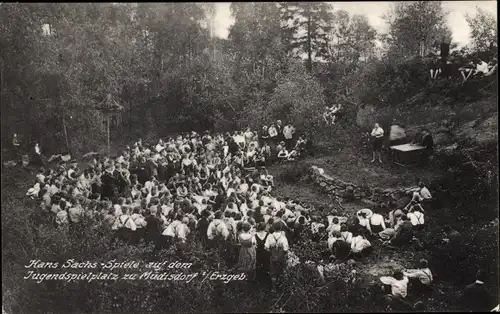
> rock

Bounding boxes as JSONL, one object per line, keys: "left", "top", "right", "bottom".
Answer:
{"left": 319, "top": 182, "right": 327, "bottom": 188}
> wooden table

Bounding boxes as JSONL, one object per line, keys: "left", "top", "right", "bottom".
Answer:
{"left": 390, "top": 143, "right": 426, "bottom": 167}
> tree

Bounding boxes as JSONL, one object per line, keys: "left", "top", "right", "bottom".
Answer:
{"left": 466, "top": 7, "right": 498, "bottom": 53}
{"left": 280, "top": 2, "right": 334, "bottom": 72}
{"left": 383, "top": 1, "right": 453, "bottom": 59}
{"left": 267, "top": 59, "right": 326, "bottom": 135}
{"left": 327, "top": 10, "right": 377, "bottom": 66}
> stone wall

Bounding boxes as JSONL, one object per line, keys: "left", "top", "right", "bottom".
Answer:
{"left": 309, "top": 166, "right": 413, "bottom": 209}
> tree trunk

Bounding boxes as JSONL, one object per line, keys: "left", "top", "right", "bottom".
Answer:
{"left": 307, "top": 14, "right": 312, "bottom": 73}
{"left": 62, "top": 110, "right": 70, "bottom": 155}
{"left": 107, "top": 115, "right": 110, "bottom": 155}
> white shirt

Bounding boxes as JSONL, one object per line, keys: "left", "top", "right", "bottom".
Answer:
{"left": 419, "top": 187, "right": 432, "bottom": 199}
{"left": 207, "top": 219, "right": 230, "bottom": 240}
{"left": 283, "top": 126, "right": 295, "bottom": 139}
{"left": 56, "top": 210, "right": 69, "bottom": 225}
{"left": 408, "top": 211, "right": 424, "bottom": 226}
{"left": 340, "top": 231, "right": 353, "bottom": 244}
{"left": 370, "top": 213, "right": 386, "bottom": 227}
{"left": 233, "top": 135, "right": 245, "bottom": 145}
{"left": 380, "top": 276, "right": 409, "bottom": 298}
{"left": 311, "top": 222, "right": 325, "bottom": 234}
{"left": 163, "top": 221, "right": 190, "bottom": 240}
{"left": 351, "top": 235, "right": 371, "bottom": 253}
{"left": 404, "top": 268, "right": 433, "bottom": 285}
{"left": 36, "top": 173, "right": 46, "bottom": 183}
{"left": 476, "top": 61, "right": 489, "bottom": 74}
{"left": 131, "top": 214, "right": 147, "bottom": 228}
{"left": 155, "top": 144, "right": 165, "bottom": 153}
{"left": 371, "top": 127, "right": 384, "bottom": 138}
{"left": 112, "top": 215, "right": 137, "bottom": 231}
{"left": 327, "top": 236, "right": 339, "bottom": 250}
{"left": 264, "top": 232, "right": 289, "bottom": 251}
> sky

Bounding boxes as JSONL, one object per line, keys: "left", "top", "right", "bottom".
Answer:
{"left": 212, "top": 1, "right": 497, "bottom": 47}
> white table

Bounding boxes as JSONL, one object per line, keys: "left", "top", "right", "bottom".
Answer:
{"left": 390, "top": 144, "right": 426, "bottom": 167}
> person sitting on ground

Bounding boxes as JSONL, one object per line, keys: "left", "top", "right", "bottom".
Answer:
{"left": 356, "top": 208, "right": 374, "bottom": 237}
{"left": 429, "top": 57, "right": 441, "bottom": 80}
{"left": 486, "top": 57, "right": 498, "bottom": 76}
{"left": 459, "top": 59, "right": 476, "bottom": 82}
{"left": 294, "top": 135, "right": 307, "bottom": 155}
{"left": 323, "top": 106, "right": 333, "bottom": 125}
{"left": 380, "top": 270, "right": 413, "bottom": 310}
{"left": 330, "top": 104, "right": 341, "bottom": 124}
{"left": 409, "top": 182, "right": 432, "bottom": 204}
{"left": 404, "top": 258, "right": 433, "bottom": 296}
{"left": 351, "top": 234, "right": 372, "bottom": 257}
{"left": 327, "top": 217, "right": 342, "bottom": 235}
{"left": 405, "top": 201, "right": 425, "bottom": 229}
{"left": 339, "top": 223, "right": 353, "bottom": 243}
{"left": 310, "top": 215, "right": 326, "bottom": 236}
{"left": 368, "top": 207, "right": 387, "bottom": 238}
{"left": 474, "top": 57, "right": 489, "bottom": 77}
{"left": 277, "top": 145, "right": 289, "bottom": 161}
{"left": 385, "top": 215, "right": 414, "bottom": 246}
{"left": 462, "top": 270, "right": 494, "bottom": 312}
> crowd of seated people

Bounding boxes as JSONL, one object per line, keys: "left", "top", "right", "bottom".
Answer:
{"left": 427, "top": 51, "right": 497, "bottom": 83}
{"left": 455, "top": 56, "right": 497, "bottom": 82}
{"left": 25, "top": 124, "right": 437, "bottom": 297}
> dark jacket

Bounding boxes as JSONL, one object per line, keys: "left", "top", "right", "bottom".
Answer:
{"left": 463, "top": 282, "right": 493, "bottom": 312}
{"left": 145, "top": 215, "right": 162, "bottom": 242}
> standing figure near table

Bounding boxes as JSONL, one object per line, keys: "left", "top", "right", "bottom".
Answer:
{"left": 411, "top": 129, "right": 434, "bottom": 164}
{"left": 370, "top": 123, "right": 384, "bottom": 163}
{"left": 389, "top": 121, "right": 406, "bottom": 147}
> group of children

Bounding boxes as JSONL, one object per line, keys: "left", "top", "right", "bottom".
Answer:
{"left": 24, "top": 123, "right": 439, "bottom": 300}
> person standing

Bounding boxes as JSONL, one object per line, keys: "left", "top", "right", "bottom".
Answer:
{"left": 275, "top": 120, "right": 284, "bottom": 143}
{"left": 370, "top": 123, "right": 384, "bottom": 163}
{"left": 462, "top": 270, "right": 494, "bottom": 312}
{"left": 265, "top": 222, "right": 289, "bottom": 292}
{"left": 255, "top": 222, "right": 272, "bottom": 288}
{"left": 283, "top": 124, "right": 296, "bottom": 150}
{"left": 12, "top": 133, "right": 20, "bottom": 160}
{"left": 236, "top": 222, "right": 257, "bottom": 279}
{"left": 259, "top": 126, "right": 270, "bottom": 146}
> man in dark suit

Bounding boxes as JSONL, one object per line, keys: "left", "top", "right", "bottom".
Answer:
{"left": 463, "top": 270, "right": 493, "bottom": 312}
{"left": 145, "top": 207, "right": 163, "bottom": 251}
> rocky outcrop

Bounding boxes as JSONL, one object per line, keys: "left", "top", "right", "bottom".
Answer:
{"left": 310, "top": 165, "right": 413, "bottom": 208}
